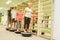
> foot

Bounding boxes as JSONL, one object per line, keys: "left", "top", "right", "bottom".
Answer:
{"left": 27, "top": 29, "right": 31, "bottom": 33}
{"left": 24, "top": 29, "right": 27, "bottom": 33}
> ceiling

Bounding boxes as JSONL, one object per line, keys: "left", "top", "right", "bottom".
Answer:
{"left": 0, "top": 0, "right": 28, "bottom": 9}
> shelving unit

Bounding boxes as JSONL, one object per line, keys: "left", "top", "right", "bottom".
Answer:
{"left": 38, "top": 0, "right": 53, "bottom": 39}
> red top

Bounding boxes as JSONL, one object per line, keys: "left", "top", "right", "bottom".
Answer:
{"left": 32, "top": 13, "right": 36, "bottom": 22}
{"left": 16, "top": 11, "right": 23, "bottom": 21}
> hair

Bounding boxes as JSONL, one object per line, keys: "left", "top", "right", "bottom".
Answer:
{"left": 28, "top": 2, "right": 32, "bottom": 5}
{"left": 14, "top": 6, "right": 17, "bottom": 9}
{"left": 11, "top": 7, "right": 14, "bottom": 9}
{"left": 27, "top": 2, "right": 32, "bottom": 7}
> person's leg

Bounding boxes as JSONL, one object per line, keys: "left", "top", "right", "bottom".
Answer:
{"left": 33, "top": 22, "right": 35, "bottom": 29}
{"left": 7, "top": 22, "right": 11, "bottom": 29}
{"left": 8, "top": 22, "right": 11, "bottom": 27}
{"left": 14, "top": 22, "right": 16, "bottom": 29}
{"left": 10, "top": 19, "right": 13, "bottom": 29}
{"left": 9, "top": 22, "right": 12, "bottom": 29}
{"left": 7, "top": 21, "right": 9, "bottom": 27}
{"left": 11, "top": 18, "right": 15, "bottom": 29}
{"left": 16, "top": 21, "right": 18, "bottom": 30}
{"left": 24, "top": 17, "right": 27, "bottom": 29}
{"left": 13, "top": 18, "right": 16, "bottom": 29}
{"left": 9, "top": 19, "right": 12, "bottom": 28}
{"left": 10, "top": 21, "right": 12, "bottom": 29}
{"left": 27, "top": 18, "right": 31, "bottom": 29}
{"left": 24, "top": 17, "right": 27, "bottom": 32}
{"left": 7, "top": 18, "right": 10, "bottom": 27}
{"left": 18, "top": 21, "right": 21, "bottom": 31}
{"left": 26, "top": 18, "right": 31, "bottom": 32}
{"left": 19, "top": 21, "right": 21, "bottom": 28}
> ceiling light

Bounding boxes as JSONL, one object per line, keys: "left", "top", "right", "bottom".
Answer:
{"left": 6, "top": 0, "right": 12, "bottom": 4}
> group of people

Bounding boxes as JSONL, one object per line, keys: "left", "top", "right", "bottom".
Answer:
{"left": 7, "top": 3, "right": 37, "bottom": 33}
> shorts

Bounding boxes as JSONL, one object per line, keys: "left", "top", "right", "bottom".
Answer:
{"left": 16, "top": 21, "right": 22, "bottom": 29}
{"left": 12, "top": 18, "right": 16, "bottom": 23}
{"left": 8, "top": 17, "right": 12, "bottom": 23}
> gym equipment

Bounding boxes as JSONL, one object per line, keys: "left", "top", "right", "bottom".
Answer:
{"left": 41, "top": 32, "right": 45, "bottom": 35}
{"left": 9, "top": 28, "right": 16, "bottom": 32}
{"left": 6, "top": 27, "right": 10, "bottom": 31}
{"left": 15, "top": 31, "right": 21, "bottom": 34}
{"left": 15, "top": 30, "right": 24, "bottom": 34}
{"left": 19, "top": 30, "right": 24, "bottom": 32}
{"left": 21, "top": 32, "right": 32, "bottom": 37}
{"left": 32, "top": 30, "right": 37, "bottom": 33}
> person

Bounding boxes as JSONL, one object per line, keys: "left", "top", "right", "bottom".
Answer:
{"left": 7, "top": 7, "right": 12, "bottom": 29}
{"left": 11, "top": 7, "right": 17, "bottom": 30}
{"left": 16, "top": 9, "right": 23, "bottom": 31}
{"left": 24, "top": 3, "right": 33, "bottom": 32}
{"left": 32, "top": 10, "right": 36, "bottom": 29}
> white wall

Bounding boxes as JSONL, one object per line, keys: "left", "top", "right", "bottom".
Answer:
{"left": 53, "top": 0, "right": 60, "bottom": 40}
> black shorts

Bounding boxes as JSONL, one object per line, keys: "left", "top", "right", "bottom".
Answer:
{"left": 12, "top": 18, "right": 16, "bottom": 22}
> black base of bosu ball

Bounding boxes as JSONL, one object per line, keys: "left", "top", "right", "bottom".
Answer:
{"left": 9, "top": 29, "right": 17, "bottom": 32}
{"left": 41, "top": 32, "right": 45, "bottom": 35}
{"left": 15, "top": 30, "right": 24, "bottom": 34}
{"left": 21, "top": 32, "right": 32, "bottom": 37}
{"left": 6, "top": 27, "right": 10, "bottom": 31}
{"left": 32, "top": 30, "right": 37, "bottom": 33}
{"left": 20, "top": 30, "right": 24, "bottom": 32}
{"left": 15, "top": 31, "right": 21, "bottom": 34}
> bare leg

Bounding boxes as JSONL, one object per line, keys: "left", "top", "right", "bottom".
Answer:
{"left": 14, "top": 22, "right": 16, "bottom": 29}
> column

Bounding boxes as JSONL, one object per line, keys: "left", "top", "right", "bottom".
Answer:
{"left": 37, "top": 0, "right": 43, "bottom": 36}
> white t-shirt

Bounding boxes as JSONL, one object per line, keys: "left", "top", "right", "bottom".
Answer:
{"left": 24, "top": 7, "right": 32, "bottom": 18}
{"left": 11, "top": 9, "right": 16, "bottom": 18}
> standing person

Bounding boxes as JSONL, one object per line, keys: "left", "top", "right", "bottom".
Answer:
{"left": 16, "top": 9, "right": 23, "bottom": 32}
{"left": 24, "top": 3, "right": 33, "bottom": 32}
{"left": 7, "top": 7, "right": 12, "bottom": 29}
{"left": 32, "top": 10, "right": 36, "bottom": 29}
{"left": 11, "top": 7, "right": 17, "bottom": 30}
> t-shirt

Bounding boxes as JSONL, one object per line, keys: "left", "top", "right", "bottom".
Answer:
{"left": 16, "top": 11, "right": 23, "bottom": 21}
{"left": 24, "top": 7, "right": 32, "bottom": 18}
{"left": 11, "top": 9, "right": 16, "bottom": 18}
